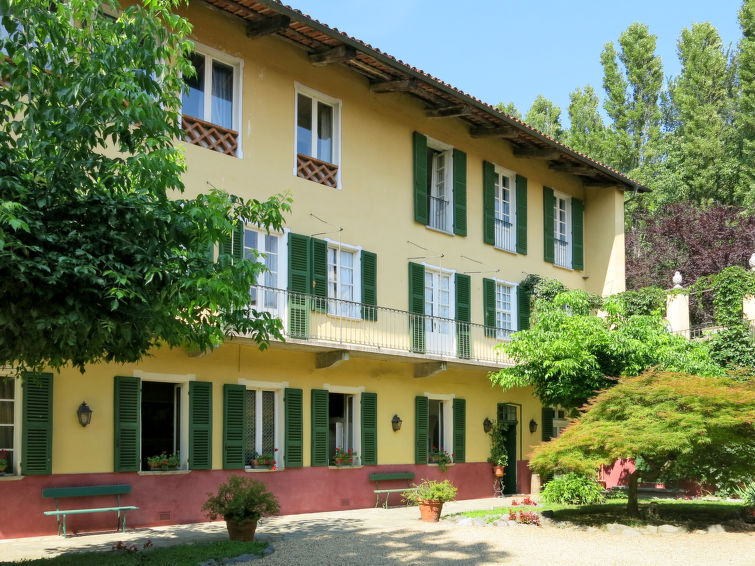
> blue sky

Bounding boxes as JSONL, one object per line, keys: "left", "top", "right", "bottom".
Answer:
{"left": 288, "top": 0, "right": 744, "bottom": 123}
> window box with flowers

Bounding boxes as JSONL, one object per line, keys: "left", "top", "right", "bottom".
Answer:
{"left": 333, "top": 447, "right": 356, "bottom": 467}
{"left": 250, "top": 449, "right": 278, "bottom": 470}
{"left": 428, "top": 447, "right": 453, "bottom": 472}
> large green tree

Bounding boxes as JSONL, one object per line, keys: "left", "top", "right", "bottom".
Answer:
{"left": 0, "top": 0, "right": 290, "bottom": 374}
{"left": 736, "top": 0, "right": 755, "bottom": 206}
{"left": 491, "top": 290, "right": 722, "bottom": 408}
{"left": 529, "top": 370, "right": 755, "bottom": 515}
{"left": 600, "top": 23, "right": 664, "bottom": 174}
{"left": 565, "top": 85, "right": 608, "bottom": 162}
{"left": 524, "top": 95, "right": 563, "bottom": 139}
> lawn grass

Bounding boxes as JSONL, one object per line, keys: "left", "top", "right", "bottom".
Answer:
{"left": 0, "top": 539, "right": 268, "bottom": 566}
{"left": 457, "top": 498, "right": 745, "bottom": 528}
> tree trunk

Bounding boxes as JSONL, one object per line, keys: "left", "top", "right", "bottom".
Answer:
{"left": 626, "top": 472, "right": 639, "bottom": 517}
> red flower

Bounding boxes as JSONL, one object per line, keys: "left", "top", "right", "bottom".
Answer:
{"left": 432, "top": 446, "right": 437, "bottom": 451}
{"left": 274, "top": 448, "right": 278, "bottom": 452}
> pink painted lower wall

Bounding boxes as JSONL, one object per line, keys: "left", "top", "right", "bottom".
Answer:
{"left": 599, "top": 459, "right": 704, "bottom": 495}
{"left": 0, "top": 461, "right": 532, "bottom": 539}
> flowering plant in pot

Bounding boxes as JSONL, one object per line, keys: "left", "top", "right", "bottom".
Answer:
{"left": 202, "top": 476, "right": 280, "bottom": 541}
{"left": 256, "top": 449, "right": 278, "bottom": 468}
{"left": 403, "top": 479, "right": 457, "bottom": 522}
{"left": 333, "top": 447, "right": 355, "bottom": 466}
{"left": 428, "top": 447, "right": 452, "bottom": 472}
{"left": 0, "top": 449, "right": 8, "bottom": 473}
{"left": 487, "top": 420, "right": 509, "bottom": 476}
{"left": 147, "top": 451, "right": 180, "bottom": 470}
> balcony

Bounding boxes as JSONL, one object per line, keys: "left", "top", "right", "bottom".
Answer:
{"left": 245, "top": 286, "right": 515, "bottom": 370}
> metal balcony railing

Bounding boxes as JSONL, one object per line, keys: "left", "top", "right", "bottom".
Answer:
{"left": 554, "top": 238, "right": 569, "bottom": 268}
{"left": 429, "top": 195, "right": 450, "bottom": 232}
{"left": 494, "top": 217, "right": 514, "bottom": 252}
{"left": 249, "top": 286, "right": 514, "bottom": 367}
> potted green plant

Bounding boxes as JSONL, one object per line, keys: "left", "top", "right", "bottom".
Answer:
{"left": 404, "top": 479, "right": 457, "bottom": 522}
{"left": 202, "top": 476, "right": 280, "bottom": 541}
{"left": 428, "top": 447, "right": 452, "bottom": 472}
{"left": 0, "top": 449, "right": 8, "bottom": 473}
{"left": 147, "top": 451, "right": 180, "bottom": 470}
{"left": 487, "top": 420, "right": 509, "bottom": 477}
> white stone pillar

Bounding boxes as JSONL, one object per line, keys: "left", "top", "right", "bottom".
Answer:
{"left": 744, "top": 295, "right": 755, "bottom": 331}
{"left": 666, "top": 293, "right": 690, "bottom": 339}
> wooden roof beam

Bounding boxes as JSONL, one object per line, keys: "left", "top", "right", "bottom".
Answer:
{"left": 425, "top": 104, "right": 475, "bottom": 118}
{"left": 370, "top": 79, "right": 424, "bottom": 97}
{"left": 309, "top": 45, "right": 358, "bottom": 66}
{"left": 469, "top": 126, "right": 520, "bottom": 140}
{"left": 548, "top": 161, "right": 601, "bottom": 177}
{"left": 581, "top": 177, "right": 619, "bottom": 188}
{"left": 246, "top": 14, "right": 291, "bottom": 38}
{"left": 512, "top": 146, "right": 562, "bottom": 159}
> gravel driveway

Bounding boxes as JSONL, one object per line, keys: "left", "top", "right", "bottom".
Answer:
{"left": 249, "top": 499, "right": 754, "bottom": 566}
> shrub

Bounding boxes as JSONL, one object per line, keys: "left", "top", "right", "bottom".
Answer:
{"left": 403, "top": 479, "right": 458, "bottom": 504}
{"left": 541, "top": 473, "right": 605, "bottom": 505}
{"left": 735, "top": 481, "right": 755, "bottom": 506}
{"left": 202, "top": 476, "right": 280, "bottom": 522}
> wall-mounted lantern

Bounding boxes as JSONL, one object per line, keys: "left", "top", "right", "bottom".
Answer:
{"left": 529, "top": 418, "right": 538, "bottom": 434}
{"left": 77, "top": 402, "right": 93, "bottom": 427}
{"left": 391, "top": 414, "right": 402, "bottom": 432}
{"left": 483, "top": 417, "right": 493, "bottom": 433}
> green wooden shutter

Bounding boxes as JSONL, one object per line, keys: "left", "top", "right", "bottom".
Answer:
{"left": 452, "top": 398, "right": 466, "bottom": 463}
{"left": 288, "top": 233, "right": 311, "bottom": 339}
{"left": 455, "top": 273, "right": 471, "bottom": 359}
{"left": 541, "top": 407, "right": 555, "bottom": 442}
{"left": 413, "top": 132, "right": 429, "bottom": 224}
{"left": 543, "top": 187, "right": 555, "bottom": 264}
{"left": 452, "top": 149, "right": 467, "bottom": 236}
{"left": 232, "top": 222, "right": 244, "bottom": 263}
{"left": 572, "top": 198, "right": 584, "bottom": 271}
{"left": 311, "top": 389, "right": 329, "bottom": 466}
{"left": 361, "top": 250, "right": 377, "bottom": 321}
{"left": 113, "top": 375, "right": 140, "bottom": 473}
{"left": 361, "top": 392, "right": 377, "bottom": 466}
{"left": 21, "top": 373, "right": 53, "bottom": 476}
{"left": 219, "top": 231, "right": 232, "bottom": 257}
{"left": 483, "top": 277, "right": 496, "bottom": 338}
{"left": 516, "top": 175, "right": 528, "bottom": 254}
{"left": 284, "top": 388, "right": 303, "bottom": 468}
{"left": 482, "top": 161, "right": 495, "bottom": 245}
{"left": 310, "top": 237, "right": 328, "bottom": 312}
{"left": 517, "top": 285, "right": 531, "bottom": 331}
{"left": 408, "top": 262, "right": 425, "bottom": 353}
{"left": 222, "top": 384, "right": 245, "bottom": 470}
{"left": 189, "top": 381, "right": 212, "bottom": 470}
{"left": 414, "top": 396, "right": 429, "bottom": 464}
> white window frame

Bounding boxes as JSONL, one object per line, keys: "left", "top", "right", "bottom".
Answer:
{"left": 238, "top": 378, "right": 288, "bottom": 470}
{"left": 493, "top": 279, "right": 518, "bottom": 338}
{"left": 244, "top": 228, "right": 288, "bottom": 318}
{"left": 183, "top": 43, "right": 244, "bottom": 157}
{"left": 325, "top": 240, "right": 361, "bottom": 318}
{"left": 293, "top": 82, "right": 342, "bottom": 188}
{"left": 553, "top": 190, "right": 572, "bottom": 269}
{"left": 425, "top": 392, "right": 455, "bottom": 462}
{"left": 133, "top": 370, "right": 195, "bottom": 470}
{"left": 493, "top": 165, "right": 517, "bottom": 252}
{"left": 323, "top": 384, "right": 364, "bottom": 466}
{"left": 0, "top": 374, "right": 19, "bottom": 476}
{"left": 426, "top": 136, "right": 453, "bottom": 234}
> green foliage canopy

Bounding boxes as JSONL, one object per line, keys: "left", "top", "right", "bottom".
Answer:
{"left": 0, "top": 0, "right": 291, "bottom": 373}
{"left": 491, "top": 290, "right": 722, "bottom": 408}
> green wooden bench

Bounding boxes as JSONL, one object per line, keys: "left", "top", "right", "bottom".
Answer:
{"left": 42, "top": 484, "right": 139, "bottom": 537}
{"left": 369, "top": 472, "right": 416, "bottom": 509}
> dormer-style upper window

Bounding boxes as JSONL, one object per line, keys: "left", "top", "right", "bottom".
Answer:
{"left": 294, "top": 84, "right": 341, "bottom": 188}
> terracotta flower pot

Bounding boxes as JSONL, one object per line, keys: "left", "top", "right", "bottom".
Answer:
{"left": 0, "top": 463, "right": 7, "bottom": 473}
{"left": 225, "top": 518, "right": 259, "bottom": 541}
{"left": 493, "top": 465, "right": 505, "bottom": 477}
{"left": 417, "top": 499, "right": 444, "bottom": 522}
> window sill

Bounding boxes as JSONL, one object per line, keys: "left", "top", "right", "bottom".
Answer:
{"left": 552, "top": 263, "right": 573, "bottom": 271}
{"left": 244, "top": 467, "right": 281, "bottom": 473}
{"left": 425, "top": 225, "right": 455, "bottom": 237}
{"left": 137, "top": 469, "right": 192, "bottom": 476}
{"left": 494, "top": 245, "right": 518, "bottom": 255}
{"left": 426, "top": 463, "right": 455, "bottom": 468}
{"left": 0, "top": 474, "right": 24, "bottom": 481}
{"left": 325, "top": 311, "right": 362, "bottom": 322}
{"left": 327, "top": 465, "right": 363, "bottom": 470}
